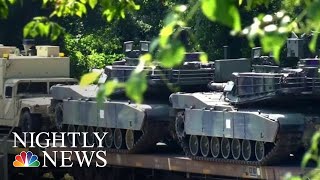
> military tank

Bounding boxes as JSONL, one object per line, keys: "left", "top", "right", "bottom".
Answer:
{"left": 50, "top": 41, "right": 251, "bottom": 153}
{"left": 170, "top": 33, "right": 320, "bottom": 165}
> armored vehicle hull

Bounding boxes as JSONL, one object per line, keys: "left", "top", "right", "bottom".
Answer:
{"left": 51, "top": 85, "right": 171, "bottom": 152}
{"left": 170, "top": 91, "right": 320, "bottom": 165}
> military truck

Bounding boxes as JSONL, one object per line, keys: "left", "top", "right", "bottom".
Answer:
{"left": 0, "top": 40, "right": 77, "bottom": 133}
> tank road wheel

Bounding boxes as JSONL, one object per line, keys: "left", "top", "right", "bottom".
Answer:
{"left": 242, "top": 140, "right": 253, "bottom": 161}
{"left": 86, "top": 126, "right": 95, "bottom": 146}
{"left": 200, "top": 136, "right": 210, "bottom": 157}
{"left": 231, "top": 139, "right": 241, "bottom": 160}
{"left": 67, "top": 125, "right": 76, "bottom": 146}
{"left": 105, "top": 128, "right": 113, "bottom": 148}
{"left": 175, "top": 112, "right": 186, "bottom": 140}
{"left": 255, "top": 141, "right": 265, "bottom": 162}
{"left": 189, "top": 135, "right": 199, "bottom": 156}
{"left": 54, "top": 103, "right": 63, "bottom": 132}
{"left": 125, "top": 129, "right": 135, "bottom": 150}
{"left": 114, "top": 129, "right": 124, "bottom": 149}
{"left": 221, "top": 138, "right": 231, "bottom": 159}
{"left": 77, "top": 126, "right": 85, "bottom": 146}
{"left": 210, "top": 137, "right": 220, "bottom": 158}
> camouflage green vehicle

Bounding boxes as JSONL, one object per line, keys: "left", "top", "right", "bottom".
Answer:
{"left": 0, "top": 40, "right": 77, "bottom": 133}
{"left": 50, "top": 41, "right": 251, "bottom": 152}
{"left": 171, "top": 34, "right": 320, "bottom": 165}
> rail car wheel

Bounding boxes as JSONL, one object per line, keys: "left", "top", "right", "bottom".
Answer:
{"left": 210, "top": 137, "right": 220, "bottom": 158}
{"left": 255, "top": 141, "right": 265, "bottom": 161}
{"left": 189, "top": 135, "right": 199, "bottom": 156}
{"left": 200, "top": 136, "right": 210, "bottom": 157}
{"left": 114, "top": 129, "right": 124, "bottom": 149}
{"left": 125, "top": 129, "right": 135, "bottom": 150}
{"left": 105, "top": 128, "right": 113, "bottom": 148}
{"left": 96, "top": 127, "right": 104, "bottom": 146}
{"left": 175, "top": 112, "right": 186, "bottom": 140}
{"left": 242, "top": 140, "right": 253, "bottom": 161}
{"left": 86, "top": 126, "right": 95, "bottom": 146}
{"left": 77, "top": 126, "right": 85, "bottom": 146}
{"left": 54, "top": 103, "right": 63, "bottom": 132}
{"left": 221, "top": 138, "right": 231, "bottom": 159}
{"left": 231, "top": 139, "right": 241, "bottom": 160}
{"left": 67, "top": 125, "right": 76, "bottom": 146}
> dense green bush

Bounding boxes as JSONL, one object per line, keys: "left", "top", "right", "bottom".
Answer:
{"left": 63, "top": 29, "right": 124, "bottom": 78}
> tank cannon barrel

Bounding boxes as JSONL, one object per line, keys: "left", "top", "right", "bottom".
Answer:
{"left": 207, "top": 82, "right": 226, "bottom": 92}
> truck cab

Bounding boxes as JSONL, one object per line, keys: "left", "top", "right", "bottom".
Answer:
{"left": 0, "top": 43, "right": 77, "bottom": 132}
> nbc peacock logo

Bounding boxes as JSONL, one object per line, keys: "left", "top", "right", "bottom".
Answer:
{"left": 13, "top": 151, "right": 40, "bottom": 167}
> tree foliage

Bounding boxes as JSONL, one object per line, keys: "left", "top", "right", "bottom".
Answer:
{"left": 1, "top": 0, "right": 320, "bottom": 104}
{"left": 63, "top": 29, "right": 124, "bottom": 78}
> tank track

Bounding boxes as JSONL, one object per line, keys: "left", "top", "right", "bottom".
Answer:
{"left": 175, "top": 112, "right": 302, "bottom": 166}
{"left": 105, "top": 121, "right": 169, "bottom": 154}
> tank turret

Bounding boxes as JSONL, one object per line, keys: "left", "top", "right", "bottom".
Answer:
{"left": 105, "top": 41, "right": 216, "bottom": 90}
{"left": 106, "top": 41, "right": 252, "bottom": 93}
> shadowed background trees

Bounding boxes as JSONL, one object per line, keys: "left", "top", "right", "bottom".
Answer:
{"left": 0, "top": 0, "right": 283, "bottom": 78}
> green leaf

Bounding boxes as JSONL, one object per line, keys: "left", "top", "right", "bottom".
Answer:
{"left": 43, "top": 0, "right": 49, "bottom": 5}
{"left": 201, "top": 0, "right": 241, "bottom": 31}
{"left": 158, "top": 41, "right": 186, "bottom": 68}
{"left": 50, "top": 22, "right": 64, "bottom": 40}
{"left": 23, "top": 21, "right": 36, "bottom": 37}
{"left": 150, "top": 38, "right": 159, "bottom": 52}
{"left": 37, "top": 23, "right": 46, "bottom": 36}
{"left": 307, "top": 1, "right": 320, "bottom": 21}
{"left": 42, "top": 23, "right": 50, "bottom": 36}
{"left": 97, "top": 84, "right": 106, "bottom": 105}
{"left": 75, "top": 2, "right": 87, "bottom": 17}
{"left": 260, "top": 34, "right": 286, "bottom": 61}
{"left": 246, "top": 0, "right": 253, "bottom": 9}
{"left": 175, "top": 5, "right": 188, "bottom": 12}
{"left": 163, "top": 12, "right": 179, "bottom": 26}
{"left": 200, "top": 53, "right": 208, "bottom": 64}
{"left": 125, "top": 72, "right": 147, "bottom": 103}
{"left": 159, "top": 24, "right": 175, "bottom": 47}
{"left": 120, "top": 9, "right": 125, "bottom": 18}
{"left": 8, "top": 0, "right": 16, "bottom": 4}
{"left": 80, "top": 72, "right": 101, "bottom": 86}
{"left": 105, "top": 79, "right": 119, "bottom": 96}
{"left": 301, "top": 152, "right": 312, "bottom": 168}
{"left": 309, "top": 32, "right": 319, "bottom": 53}
{"left": 160, "top": 25, "right": 174, "bottom": 37}
{"left": 311, "top": 131, "right": 320, "bottom": 152}
{"left": 88, "top": 0, "right": 97, "bottom": 9}
{"left": 139, "top": 53, "right": 152, "bottom": 63}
